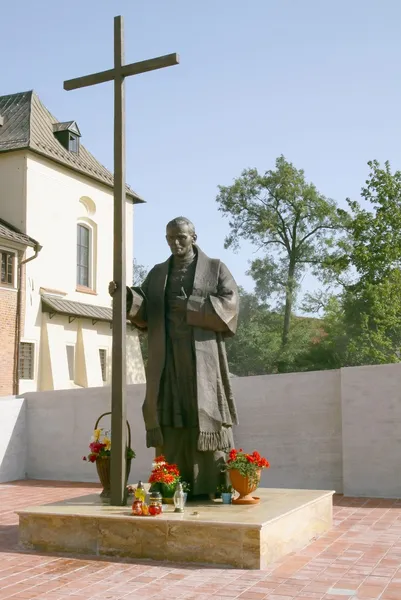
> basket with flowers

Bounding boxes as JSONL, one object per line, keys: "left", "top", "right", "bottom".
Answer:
{"left": 82, "top": 412, "right": 135, "bottom": 497}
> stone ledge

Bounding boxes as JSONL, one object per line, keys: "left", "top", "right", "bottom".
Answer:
{"left": 17, "top": 488, "right": 334, "bottom": 569}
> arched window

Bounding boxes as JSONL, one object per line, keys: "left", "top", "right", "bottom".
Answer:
{"left": 77, "top": 224, "right": 91, "bottom": 287}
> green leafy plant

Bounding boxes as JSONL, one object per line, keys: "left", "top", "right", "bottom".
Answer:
{"left": 224, "top": 449, "right": 270, "bottom": 486}
{"left": 217, "top": 484, "right": 233, "bottom": 494}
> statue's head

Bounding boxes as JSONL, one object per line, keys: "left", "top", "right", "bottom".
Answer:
{"left": 166, "top": 216, "right": 197, "bottom": 258}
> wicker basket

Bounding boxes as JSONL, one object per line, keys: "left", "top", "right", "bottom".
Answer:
{"left": 94, "top": 412, "right": 132, "bottom": 498}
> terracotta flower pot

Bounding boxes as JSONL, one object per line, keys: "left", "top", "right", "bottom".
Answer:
{"left": 229, "top": 469, "right": 261, "bottom": 504}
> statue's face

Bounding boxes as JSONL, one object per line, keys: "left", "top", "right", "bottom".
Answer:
{"left": 166, "top": 223, "right": 196, "bottom": 257}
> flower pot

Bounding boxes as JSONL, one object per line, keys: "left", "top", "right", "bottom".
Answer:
{"left": 96, "top": 457, "right": 132, "bottom": 498}
{"left": 229, "top": 469, "right": 261, "bottom": 505}
{"left": 221, "top": 492, "right": 232, "bottom": 504}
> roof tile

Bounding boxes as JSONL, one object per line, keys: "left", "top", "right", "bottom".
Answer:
{"left": 0, "top": 218, "right": 39, "bottom": 247}
{"left": 41, "top": 293, "right": 113, "bottom": 322}
{"left": 0, "top": 91, "right": 143, "bottom": 203}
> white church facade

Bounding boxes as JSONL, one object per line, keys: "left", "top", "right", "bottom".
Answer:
{"left": 0, "top": 90, "right": 146, "bottom": 394}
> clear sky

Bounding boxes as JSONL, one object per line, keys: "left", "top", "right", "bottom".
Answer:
{"left": 3, "top": 0, "right": 401, "bottom": 295}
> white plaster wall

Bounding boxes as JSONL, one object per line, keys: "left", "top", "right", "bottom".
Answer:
{"left": 0, "top": 397, "right": 27, "bottom": 483}
{"left": 5, "top": 363, "right": 399, "bottom": 497}
{"left": 29, "top": 313, "right": 144, "bottom": 393}
{"left": 17, "top": 153, "right": 143, "bottom": 393}
{"left": 233, "top": 370, "right": 343, "bottom": 493}
{"left": 24, "top": 153, "right": 133, "bottom": 330}
{"left": 341, "top": 363, "right": 401, "bottom": 498}
{"left": 0, "top": 151, "right": 27, "bottom": 231}
{"left": 25, "top": 385, "right": 152, "bottom": 483}
{"left": 24, "top": 371, "right": 342, "bottom": 491}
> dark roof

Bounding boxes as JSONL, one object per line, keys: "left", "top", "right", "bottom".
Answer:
{"left": 52, "top": 121, "right": 81, "bottom": 136}
{"left": 0, "top": 91, "right": 143, "bottom": 203}
{"left": 41, "top": 293, "right": 113, "bottom": 322}
{"left": 0, "top": 218, "right": 39, "bottom": 248}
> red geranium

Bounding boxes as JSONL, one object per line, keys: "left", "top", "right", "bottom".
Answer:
{"left": 225, "top": 448, "right": 270, "bottom": 485}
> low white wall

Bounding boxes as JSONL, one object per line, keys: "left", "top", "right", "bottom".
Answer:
{"left": 234, "top": 370, "right": 342, "bottom": 493}
{"left": 23, "top": 371, "right": 342, "bottom": 492}
{"left": 0, "top": 397, "right": 27, "bottom": 483}
{"left": 341, "top": 363, "right": 401, "bottom": 498}
{"left": 25, "top": 384, "right": 153, "bottom": 484}
{"left": 1, "top": 363, "right": 401, "bottom": 497}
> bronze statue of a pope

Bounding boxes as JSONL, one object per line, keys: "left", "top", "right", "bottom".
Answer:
{"left": 111, "top": 216, "right": 239, "bottom": 497}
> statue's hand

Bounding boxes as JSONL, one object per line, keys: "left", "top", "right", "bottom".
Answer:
{"left": 108, "top": 281, "right": 118, "bottom": 297}
{"left": 171, "top": 296, "right": 187, "bottom": 312}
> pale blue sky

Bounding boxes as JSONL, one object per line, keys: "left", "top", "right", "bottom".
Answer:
{"left": 3, "top": 1, "right": 401, "bottom": 296}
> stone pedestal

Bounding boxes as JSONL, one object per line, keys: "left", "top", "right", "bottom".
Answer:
{"left": 18, "top": 488, "right": 333, "bottom": 569}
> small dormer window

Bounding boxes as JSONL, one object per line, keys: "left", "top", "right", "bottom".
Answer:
{"left": 53, "top": 121, "right": 81, "bottom": 154}
{"left": 69, "top": 134, "right": 79, "bottom": 153}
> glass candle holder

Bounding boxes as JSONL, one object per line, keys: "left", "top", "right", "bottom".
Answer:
{"left": 173, "top": 482, "right": 185, "bottom": 513}
{"left": 132, "top": 499, "right": 143, "bottom": 515}
{"left": 149, "top": 491, "right": 162, "bottom": 516}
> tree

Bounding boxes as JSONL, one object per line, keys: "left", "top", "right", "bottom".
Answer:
{"left": 133, "top": 258, "right": 148, "bottom": 286}
{"left": 342, "top": 271, "right": 401, "bottom": 365}
{"left": 225, "top": 288, "right": 326, "bottom": 375}
{"left": 225, "top": 288, "right": 282, "bottom": 375}
{"left": 216, "top": 156, "right": 346, "bottom": 349}
{"left": 344, "top": 160, "right": 401, "bottom": 284}
{"left": 132, "top": 259, "right": 149, "bottom": 365}
{"left": 324, "top": 160, "right": 401, "bottom": 367}
{"left": 303, "top": 160, "right": 401, "bottom": 370}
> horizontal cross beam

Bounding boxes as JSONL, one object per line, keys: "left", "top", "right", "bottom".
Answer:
{"left": 64, "top": 52, "right": 180, "bottom": 91}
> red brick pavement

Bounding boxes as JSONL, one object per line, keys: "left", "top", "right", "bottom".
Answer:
{"left": 1, "top": 481, "right": 401, "bottom": 600}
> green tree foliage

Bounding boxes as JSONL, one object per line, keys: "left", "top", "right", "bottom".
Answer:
{"left": 302, "top": 160, "right": 401, "bottom": 370}
{"left": 225, "top": 288, "right": 324, "bottom": 375}
{"left": 132, "top": 259, "right": 148, "bottom": 365}
{"left": 342, "top": 271, "right": 401, "bottom": 365}
{"left": 344, "top": 160, "right": 401, "bottom": 283}
{"left": 225, "top": 288, "right": 281, "bottom": 376}
{"left": 133, "top": 258, "right": 149, "bottom": 286}
{"left": 216, "top": 156, "right": 346, "bottom": 348}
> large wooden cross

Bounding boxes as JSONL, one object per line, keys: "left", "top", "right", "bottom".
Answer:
{"left": 64, "top": 15, "right": 179, "bottom": 506}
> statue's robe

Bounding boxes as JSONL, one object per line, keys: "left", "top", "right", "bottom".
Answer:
{"left": 127, "top": 246, "right": 239, "bottom": 495}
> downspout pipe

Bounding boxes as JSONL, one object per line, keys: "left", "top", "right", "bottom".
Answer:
{"left": 13, "top": 242, "right": 42, "bottom": 396}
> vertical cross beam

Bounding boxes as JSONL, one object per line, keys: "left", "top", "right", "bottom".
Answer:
{"left": 63, "top": 15, "right": 179, "bottom": 506}
{"left": 111, "top": 15, "right": 127, "bottom": 506}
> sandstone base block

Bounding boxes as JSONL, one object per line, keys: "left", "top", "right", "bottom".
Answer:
{"left": 18, "top": 488, "right": 333, "bottom": 569}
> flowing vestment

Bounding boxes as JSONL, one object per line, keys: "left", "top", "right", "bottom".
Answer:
{"left": 127, "top": 246, "right": 239, "bottom": 496}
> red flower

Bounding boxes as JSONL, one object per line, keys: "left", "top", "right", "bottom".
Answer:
{"left": 154, "top": 455, "right": 166, "bottom": 463}
{"left": 89, "top": 442, "right": 106, "bottom": 454}
{"left": 82, "top": 456, "right": 87, "bottom": 461}
{"left": 148, "top": 456, "right": 181, "bottom": 486}
{"left": 88, "top": 454, "right": 96, "bottom": 463}
{"left": 226, "top": 448, "right": 270, "bottom": 471}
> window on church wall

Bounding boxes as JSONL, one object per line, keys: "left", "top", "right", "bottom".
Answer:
{"left": 99, "top": 349, "right": 107, "bottom": 382}
{"left": 77, "top": 224, "right": 91, "bottom": 288}
{"left": 19, "top": 342, "right": 35, "bottom": 380}
{"left": 1, "top": 250, "right": 14, "bottom": 286}
{"left": 66, "top": 345, "right": 75, "bottom": 381}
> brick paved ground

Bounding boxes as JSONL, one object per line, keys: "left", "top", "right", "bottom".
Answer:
{"left": 1, "top": 481, "right": 401, "bottom": 600}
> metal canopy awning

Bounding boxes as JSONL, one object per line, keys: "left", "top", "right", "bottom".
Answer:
{"left": 41, "top": 293, "right": 113, "bottom": 325}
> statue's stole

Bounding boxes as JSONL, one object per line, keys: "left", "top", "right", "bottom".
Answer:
{"left": 144, "top": 248, "right": 227, "bottom": 426}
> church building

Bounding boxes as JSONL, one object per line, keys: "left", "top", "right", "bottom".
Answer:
{"left": 0, "top": 91, "right": 145, "bottom": 395}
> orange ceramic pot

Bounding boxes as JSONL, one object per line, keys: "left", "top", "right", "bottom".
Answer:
{"left": 229, "top": 469, "right": 261, "bottom": 504}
